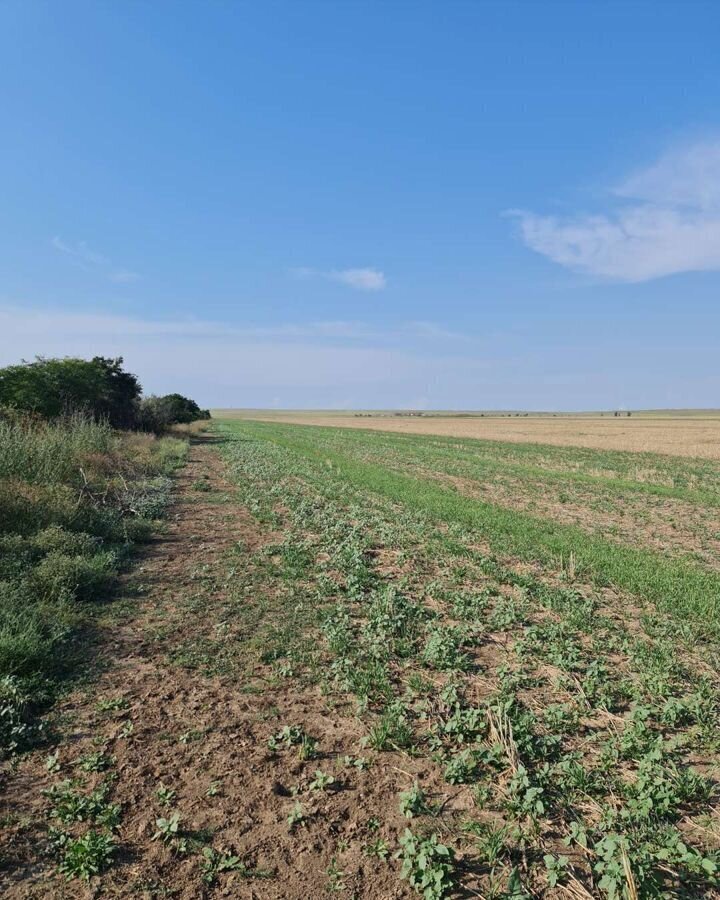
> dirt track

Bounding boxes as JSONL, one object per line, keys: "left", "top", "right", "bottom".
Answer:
{"left": 0, "top": 438, "right": 414, "bottom": 898}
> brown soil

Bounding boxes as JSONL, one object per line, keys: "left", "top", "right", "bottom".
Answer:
{"left": 0, "top": 438, "right": 420, "bottom": 899}
{"left": 219, "top": 412, "right": 720, "bottom": 460}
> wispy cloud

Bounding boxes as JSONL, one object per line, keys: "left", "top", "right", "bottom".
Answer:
{"left": 0, "top": 306, "right": 464, "bottom": 344}
{"left": 109, "top": 269, "right": 141, "bottom": 284}
{"left": 511, "top": 140, "right": 720, "bottom": 282}
{"left": 0, "top": 304, "right": 488, "bottom": 408}
{"left": 293, "top": 266, "right": 386, "bottom": 291}
{"left": 51, "top": 236, "right": 107, "bottom": 268}
{"left": 52, "top": 236, "right": 141, "bottom": 284}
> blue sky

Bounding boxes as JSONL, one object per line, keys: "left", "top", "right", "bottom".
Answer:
{"left": 2, "top": 0, "right": 720, "bottom": 409}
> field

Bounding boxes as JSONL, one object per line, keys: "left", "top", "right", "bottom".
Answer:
{"left": 2, "top": 416, "right": 720, "bottom": 897}
{"left": 215, "top": 410, "right": 720, "bottom": 460}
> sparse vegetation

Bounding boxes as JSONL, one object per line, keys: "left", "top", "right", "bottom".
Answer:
{"left": 3, "top": 413, "right": 720, "bottom": 897}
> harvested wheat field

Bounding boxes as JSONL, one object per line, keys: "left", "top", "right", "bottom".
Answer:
{"left": 215, "top": 411, "right": 720, "bottom": 461}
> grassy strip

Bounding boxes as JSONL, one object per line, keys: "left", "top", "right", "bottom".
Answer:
{"left": 359, "top": 431, "right": 720, "bottom": 507}
{"left": 220, "top": 420, "right": 720, "bottom": 629}
{"left": 243, "top": 420, "right": 720, "bottom": 508}
{"left": 0, "top": 414, "right": 188, "bottom": 754}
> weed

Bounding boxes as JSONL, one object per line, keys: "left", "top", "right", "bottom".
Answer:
{"left": 367, "top": 700, "right": 413, "bottom": 750}
{"left": 54, "top": 828, "right": 115, "bottom": 881}
{"left": 153, "top": 812, "right": 181, "bottom": 844}
{"left": 308, "top": 769, "right": 335, "bottom": 791}
{"left": 397, "top": 828, "right": 456, "bottom": 899}
{"left": 365, "top": 838, "right": 390, "bottom": 860}
{"left": 287, "top": 801, "right": 306, "bottom": 830}
{"left": 399, "top": 782, "right": 430, "bottom": 818}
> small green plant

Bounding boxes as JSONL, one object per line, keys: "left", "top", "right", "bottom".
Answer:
{"left": 153, "top": 812, "right": 181, "bottom": 844}
{"left": 343, "top": 754, "right": 371, "bottom": 770}
{"left": 155, "top": 784, "right": 176, "bottom": 807}
{"left": 309, "top": 769, "right": 335, "bottom": 791}
{"left": 399, "top": 782, "right": 429, "bottom": 818}
{"left": 95, "top": 696, "right": 128, "bottom": 713}
{"left": 326, "top": 856, "right": 346, "bottom": 892}
{"left": 287, "top": 800, "right": 306, "bottom": 830}
{"left": 268, "top": 724, "right": 317, "bottom": 757}
{"left": 117, "top": 720, "right": 134, "bottom": 738}
{"left": 422, "top": 625, "right": 470, "bottom": 671}
{"left": 397, "top": 828, "right": 456, "bottom": 899}
{"left": 544, "top": 853, "right": 570, "bottom": 887}
{"left": 206, "top": 780, "right": 222, "bottom": 797}
{"left": 365, "top": 838, "right": 390, "bottom": 860}
{"left": 56, "top": 828, "right": 115, "bottom": 881}
{"left": 443, "top": 749, "right": 477, "bottom": 785}
{"left": 199, "top": 847, "right": 273, "bottom": 884}
{"left": 44, "top": 779, "right": 120, "bottom": 827}
{"left": 78, "top": 751, "right": 114, "bottom": 773}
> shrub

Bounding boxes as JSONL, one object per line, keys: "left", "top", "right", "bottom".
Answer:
{"left": 0, "top": 357, "right": 141, "bottom": 427}
{"left": 138, "top": 393, "right": 210, "bottom": 433}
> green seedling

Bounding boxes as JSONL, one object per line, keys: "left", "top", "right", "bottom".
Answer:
{"left": 287, "top": 801, "right": 306, "bottom": 830}
{"left": 399, "top": 782, "right": 429, "bottom": 819}
{"left": 55, "top": 828, "right": 116, "bottom": 881}
{"left": 309, "top": 769, "right": 335, "bottom": 792}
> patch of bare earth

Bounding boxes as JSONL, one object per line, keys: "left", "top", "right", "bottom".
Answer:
{"left": 0, "top": 438, "right": 419, "bottom": 899}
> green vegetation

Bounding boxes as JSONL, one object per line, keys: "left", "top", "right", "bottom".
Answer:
{"left": 0, "top": 356, "right": 142, "bottom": 427}
{"left": 208, "top": 418, "right": 720, "bottom": 897}
{"left": 138, "top": 392, "right": 210, "bottom": 432}
{"left": 226, "top": 419, "right": 720, "bottom": 633}
{"left": 5, "top": 407, "right": 719, "bottom": 895}
{"left": 0, "top": 355, "right": 209, "bottom": 431}
{"left": 0, "top": 411, "right": 187, "bottom": 757}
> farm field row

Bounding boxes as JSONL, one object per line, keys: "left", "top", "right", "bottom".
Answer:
{"left": 3, "top": 419, "right": 719, "bottom": 898}
{"left": 216, "top": 410, "right": 720, "bottom": 461}
{"left": 213, "top": 418, "right": 720, "bottom": 897}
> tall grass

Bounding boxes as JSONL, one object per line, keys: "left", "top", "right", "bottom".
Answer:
{"left": 0, "top": 413, "right": 115, "bottom": 485}
{"left": 0, "top": 413, "right": 187, "bottom": 754}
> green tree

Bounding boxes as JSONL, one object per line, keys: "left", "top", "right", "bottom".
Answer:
{"left": 0, "top": 357, "right": 142, "bottom": 427}
{"left": 138, "top": 393, "right": 210, "bottom": 432}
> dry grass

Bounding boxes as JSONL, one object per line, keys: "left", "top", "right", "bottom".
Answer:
{"left": 215, "top": 411, "right": 720, "bottom": 459}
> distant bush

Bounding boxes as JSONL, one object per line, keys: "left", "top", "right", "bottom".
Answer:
{"left": 138, "top": 393, "right": 210, "bottom": 433}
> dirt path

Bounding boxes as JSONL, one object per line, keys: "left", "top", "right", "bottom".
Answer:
{"left": 0, "top": 438, "right": 413, "bottom": 899}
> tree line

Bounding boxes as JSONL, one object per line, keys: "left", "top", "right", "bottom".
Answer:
{"left": 0, "top": 356, "right": 209, "bottom": 431}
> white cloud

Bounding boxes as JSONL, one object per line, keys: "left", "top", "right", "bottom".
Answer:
{"left": 328, "top": 268, "right": 386, "bottom": 290}
{"left": 293, "top": 266, "right": 386, "bottom": 291}
{"left": 51, "top": 236, "right": 107, "bottom": 267}
{"left": 512, "top": 140, "right": 720, "bottom": 282}
{"left": 109, "top": 269, "right": 141, "bottom": 284}
{"left": 52, "top": 236, "right": 141, "bottom": 284}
